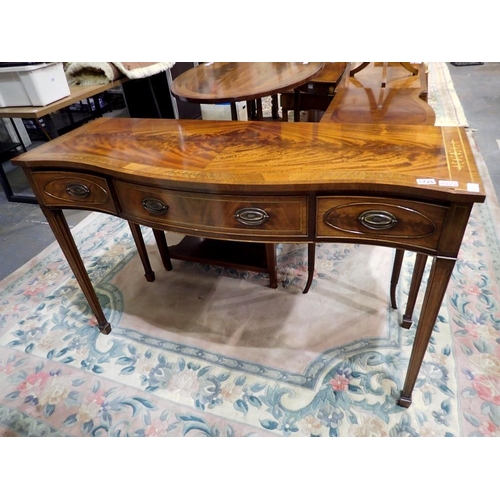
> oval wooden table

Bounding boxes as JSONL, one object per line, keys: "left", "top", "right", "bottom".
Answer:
{"left": 170, "top": 62, "right": 325, "bottom": 120}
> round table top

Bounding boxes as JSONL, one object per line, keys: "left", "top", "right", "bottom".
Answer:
{"left": 170, "top": 62, "right": 325, "bottom": 104}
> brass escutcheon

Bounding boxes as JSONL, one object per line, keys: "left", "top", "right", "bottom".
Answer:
{"left": 66, "top": 183, "right": 90, "bottom": 198}
{"left": 358, "top": 210, "right": 398, "bottom": 230}
{"left": 142, "top": 198, "right": 169, "bottom": 215}
{"left": 234, "top": 207, "right": 270, "bottom": 226}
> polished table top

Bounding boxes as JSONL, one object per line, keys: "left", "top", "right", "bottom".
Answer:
{"left": 169, "top": 62, "right": 325, "bottom": 104}
{"left": 348, "top": 62, "right": 426, "bottom": 89}
{"left": 14, "top": 117, "right": 485, "bottom": 203}
{"left": 321, "top": 87, "right": 436, "bottom": 125}
{"left": 320, "top": 62, "right": 434, "bottom": 126}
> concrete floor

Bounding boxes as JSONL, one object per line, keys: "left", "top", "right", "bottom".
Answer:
{"left": 447, "top": 62, "right": 500, "bottom": 202}
{"left": 0, "top": 160, "right": 91, "bottom": 282}
{"left": 0, "top": 63, "right": 499, "bottom": 282}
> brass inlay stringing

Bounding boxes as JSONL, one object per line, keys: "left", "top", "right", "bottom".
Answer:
{"left": 448, "top": 139, "right": 466, "bottom": 172}
{"left": 457, "top": 129, "right": 475, "bottom": 182}
{"left": 442, "top": 128, "right": 475, "bottom": 183}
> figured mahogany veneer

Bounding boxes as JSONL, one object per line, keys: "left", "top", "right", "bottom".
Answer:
{"left": 115, "top": 180, "right": 308, "bottom": 240}
{"left": 317, "top": 197, "right": 448, "bottom": 252}
{"left": 31, "top": 171, "right": 118, "bottom": 213}
{"left": 13, "top": 117, "right": 485, "bottom": 408}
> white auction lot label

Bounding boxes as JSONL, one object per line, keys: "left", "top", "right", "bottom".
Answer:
{"left": 416, "top": 178, "right": 437, "bottom": 185}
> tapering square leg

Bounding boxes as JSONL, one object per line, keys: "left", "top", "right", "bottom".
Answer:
{"left": 152, "top": 229, "right": 173, "bottom": 271}
{"left": 128, "top": 222, "right": 155, "bottom": 282}
{"left": 398, "top": 256, "right": 456, "bottom": 407}
{"left": 41, "top": 208, "right": 111, "bottom": 334}
{"left": 401, "top": 253, "right": 428, "bottom": 329}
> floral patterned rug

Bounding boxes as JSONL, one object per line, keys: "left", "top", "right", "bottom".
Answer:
{"left": 1, "top": 63, "right": 499, "bottom": 437}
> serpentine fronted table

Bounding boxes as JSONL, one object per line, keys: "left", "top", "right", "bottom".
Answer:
{"left": 13, "top": 117, "right": 485, "bottom": 407}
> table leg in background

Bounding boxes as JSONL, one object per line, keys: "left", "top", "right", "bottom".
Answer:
{"left": 401, "top": 253, "right": 428, "bottom": 329}
{"left": 152, "top": 229, "right": 173, "bottom": 271}
{"left": 390, "top": 249, "right": 404, "bottom": 309}
{"left": 303, "top": 243, "right": 315, "bottom": 294}
{"left": 230, "top": 103, "right": 238, "bottom": 121}
{"left": 266, "top": 243, "right": 278, "bottom": 289}
{"left": 128, "top": 222, "right": 155, "bottom": 282}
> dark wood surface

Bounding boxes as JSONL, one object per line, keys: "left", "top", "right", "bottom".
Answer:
{"left": 169, "top": 237, "right": 272, "bottom": 273}
{"left": 14, "top": 117, "right": 484, "bottom": 203}
{"left": 321, "top": 87, "right": 435, "bottom": 125}
{"left": 14, "top": 117, "right": 486, "bottom": 408}
{"left": 301, "top": 62, "right": 349, "bottom": 85}
{"left": 169, "top": 62, "right": 325, "bottom": 104}
{"left": 321, "top": 62, "right": 434, "bottom": 125}
{"left": 281, "top": 62, "right": 349, "bottom": 121}
{"left": 348, "top": 62, "right": 426, "bottom": 89}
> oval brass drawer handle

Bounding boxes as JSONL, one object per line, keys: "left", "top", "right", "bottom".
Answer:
{"left": 142, "top": 197, "right": 169, "bottom": 215}
{"left": 358, "top": 210, "right": 398, "bottom": 230}
{"left": 66, "top": 182, "right": 90, "bottom": 198}
{"left": 234, "top": 207, "right": 270, "bottom": 226}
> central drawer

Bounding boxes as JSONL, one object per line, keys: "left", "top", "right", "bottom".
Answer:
{"left": 115, "top": 180, "right": 308, "bottom": 239}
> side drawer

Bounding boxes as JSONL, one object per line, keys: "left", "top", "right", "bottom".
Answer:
{"left": 317, "top": 196, "right": 448, "bottom": 251}
{"left": 115, "top": 180, "right": 308, "bottom": 239}
{"left": 31, "top": 171, "right": 118, "bottom": 213}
